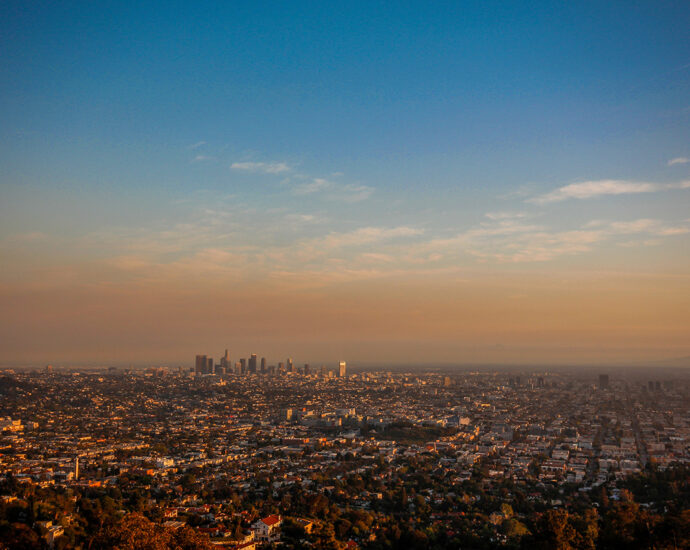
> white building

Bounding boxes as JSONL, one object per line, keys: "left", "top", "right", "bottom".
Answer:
{"left": 251, "top": 514, "right": 281, "bottom": 543}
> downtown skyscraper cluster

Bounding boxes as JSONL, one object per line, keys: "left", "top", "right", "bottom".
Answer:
{"left": 194, "top": 350, "right": 346, "bottom": 378}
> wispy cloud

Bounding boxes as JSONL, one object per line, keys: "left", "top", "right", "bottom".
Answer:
{"left": 231, "top": 161, "right": 291, "bottom": 174}
{"left": 529, "top": 179, "right": 690, "bottom": 204}
{"left": 405, "top": 215, "right": 690, "bottom": 264}
{"left": 668, "top": 157, "right": 689, "bottom": 166}
{"left": 292, "top": 178, "right": 374, "bottom": 202}
{"left": 284, "top": 213, "right": 324, "bottom": 224}
{"left": 188, "top": 141, "right": 206, "bottom": 150}
{"left": 336, "top": 184, "right": 374, "bottom": 203}
{"left": 292, "top": 177, "right": 333, "bottom": 195}
{"left": 484, "top": 211, "right": 529, "bottom": 221}
{"left": 192, "top": 154, "right": 215, "bottom": 162}
{"left": 316, "top": 226, "right": 423, "bottom": 249}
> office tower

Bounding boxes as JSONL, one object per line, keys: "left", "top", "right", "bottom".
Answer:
{"left": 249, "top": 354, "right": 257, "bottom": 374}
{"left": 304, "top": 364, "right": 311, "bottom": 376}
{"left": 278, "top": 362, "right": 285, "bottom": 375}
{"left": 205, "top": 357, "right": 213, "bottom": 374}
{"left": 287, "top": 358, "right": 294, "bottom": 373}
{"left": 320, "top": 365, "right": 326, "bottom": 377}
{"left": 537, "top": 376, "right": 545, "bottom": 388}
{"left": 339, "top": 361, "right": 347, "bottom": 378}
{"left": 220, "top": 349, "right": 230, "bottom": 371}
{"left": 599, "top": 374, "right": 610, "bottom": 389}
{"left": 280, "top": 408, "right": 293, "bottom": 421}
{"left": 240, "top": 358, "right": 246, "bottom": 374}
{"left": 234, "top": 361, "right": 241, "bottom": 374}
{"left": 260, "top": 357, "right": 266, "bottom": 374}
{"left": 195, "top": 355, "right": 206, "bottom": 374}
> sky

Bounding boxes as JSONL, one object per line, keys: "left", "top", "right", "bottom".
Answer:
{"left": 1, "top": 1, "right": 689, "bottom": 367}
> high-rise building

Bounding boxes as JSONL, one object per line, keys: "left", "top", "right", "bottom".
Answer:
{"left": 240, "top": 358, "right": 246, "bottom": 374}
{"left": 304, "top": 364, "right": 311, "bottom": 376}
{"left": 599, "top": 374, "right": 610, "bottom": 389}
{"left": 260, "top": 357, "right": 267, "bottom": 373}
{"left": 287, "top": 358, "right": 294, "bottom": 373}
{"left": 195, "top": 355, "right": 206, "bottom": 374}
{"left": 194, "top": 354, "right": 214, "bottom": 375}
{"left": 249, "top": 354, "right": 257, "bottom": 374}
{"left": 339, "top": 361, "right": 347, "bottom": 378}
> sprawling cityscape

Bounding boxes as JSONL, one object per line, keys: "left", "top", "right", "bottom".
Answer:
{"left": 0, "top": 354, "right": 688, "bottom": 548}
{"left": 3, "top": 2, "right": 690, "bottom": 549}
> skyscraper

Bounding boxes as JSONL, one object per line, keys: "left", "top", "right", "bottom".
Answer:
{"left": 195, "top": 354, "right": 213, "bottom": 375}
{"left": 339, "top": 361, "right": 347, "bottom": 378}
{"left": 249, "top": 354, "right": 257, "bottom": 374}
{"left": 220, "top": 349, "right": 230, "bottom": 372}
{"left": 287, "top": 358, "right": 294, "bottom": 373}
{"left": 260, "top": 357, "right": 266, "bottom": 374}
{"left": 599, "top": 374, "right": 610, "bottom": 389}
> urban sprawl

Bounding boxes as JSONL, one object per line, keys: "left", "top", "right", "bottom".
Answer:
{"left": 0, "top": 354, "right": 688, "bottom": 549}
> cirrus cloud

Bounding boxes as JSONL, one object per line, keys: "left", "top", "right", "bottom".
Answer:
{"left": 231, "top": 161, "right": 291, "bottom": 174}
{"left": 529, "top": 179, "right": 690, "bottom": 204}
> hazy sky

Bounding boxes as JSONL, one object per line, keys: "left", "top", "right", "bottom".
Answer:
{"left": 1, "top": 2, "right": 689, "bottom": 366}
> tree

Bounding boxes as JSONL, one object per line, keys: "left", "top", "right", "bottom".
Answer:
{"left": 501, "top": 518, "right": 529, "bottom": 539}
{"left": 530, "top": 510, "right": 576, "bottom": 550}
{"left": 0, "top": 522, "right": 46, "bottom": 549}
{"left": 90, "top": 512, "right": 213, "bottom": 550}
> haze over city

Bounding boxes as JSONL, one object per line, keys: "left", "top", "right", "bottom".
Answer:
{"left": 2, "top": 4, "right": 690, "bottom": 550}
{"left": 1, "top": 2, "right": 689, "bottom": 367}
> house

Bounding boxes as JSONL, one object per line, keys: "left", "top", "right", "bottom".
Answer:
{"left": 251, "top": 514, "right": 282, "bottom": 544}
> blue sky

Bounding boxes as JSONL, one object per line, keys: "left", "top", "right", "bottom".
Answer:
{"left": 1, "top": 2, "right": 689, "bottom": 365}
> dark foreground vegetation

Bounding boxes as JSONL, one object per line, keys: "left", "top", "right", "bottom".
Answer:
{"left": 0, "top": 464, "right": 687, "bottom": 549}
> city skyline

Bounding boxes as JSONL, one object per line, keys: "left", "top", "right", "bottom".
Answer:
{"left": 1, "top": 3, "right": 690, "bottom": 366}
